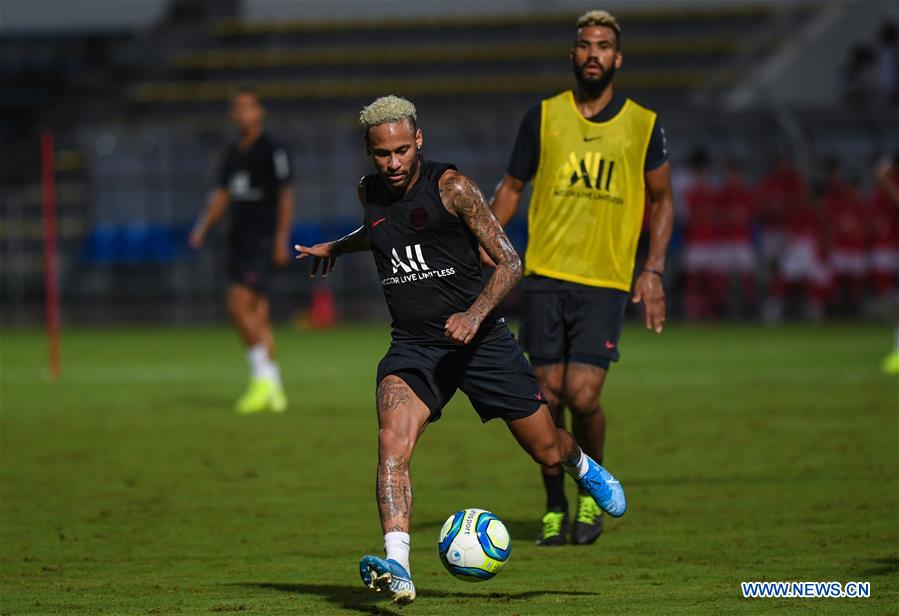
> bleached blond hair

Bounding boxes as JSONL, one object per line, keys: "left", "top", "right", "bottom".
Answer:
{"left": 576, "top": 9, "right": 621, "bottom": 41}
{"left": 359, "top": 95, "right": 417, "bottom": 130}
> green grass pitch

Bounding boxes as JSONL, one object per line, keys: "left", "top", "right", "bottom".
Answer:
{"left": 1, "top": 323, "right": 896, "bottom": 614}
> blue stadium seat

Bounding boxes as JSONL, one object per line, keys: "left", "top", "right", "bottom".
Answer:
{"left": 291, "top": 222, "right": 327, "bottom": 248}
{"left": 145, "top": 225, "right": 176, "bottom": 263}
{"left": 120, "top": 222, "right": 151, "bottom": 264}
{"left": 82, "top": 223, "right": 120, "bottom": 265}
{"left": 327, "top": 219, "right": 361, "bottom": 240}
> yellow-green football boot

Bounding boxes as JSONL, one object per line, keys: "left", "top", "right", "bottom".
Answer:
{"left": 572, "top": 493, "right": 604, "bottom": 545}
{"left": 236, "top": 378, "right": 276, "bottom": 414}
{"left": 882, "top": 349, "right": 899, "bottom": 375}
{"left": 270, "top": 385, "right": 288, "bottom": 413}
{"left": 536, "top": 510, "right": 569, "bottom": 546}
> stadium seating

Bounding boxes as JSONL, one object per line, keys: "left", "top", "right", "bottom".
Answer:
{"left": 130, "top": 4, "right": 817, "bottom": 105}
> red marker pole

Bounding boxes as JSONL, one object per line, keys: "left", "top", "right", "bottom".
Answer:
{"left": 41, "top": 130, "right": 61, "bottom": 381}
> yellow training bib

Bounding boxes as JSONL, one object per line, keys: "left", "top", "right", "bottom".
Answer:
{"left": 525, "top": 90, "right": 656, "bottom": 291}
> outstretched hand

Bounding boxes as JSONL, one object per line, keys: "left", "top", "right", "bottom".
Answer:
{"left": 632, "top": 271, "right": 666, "bottom": 333}
{"left": 295, "top": 242, "right": 337, "bottom": 277}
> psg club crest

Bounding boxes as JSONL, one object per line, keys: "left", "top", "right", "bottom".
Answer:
{"left": 410, "top": 207, "right": 428, "bottom": 230}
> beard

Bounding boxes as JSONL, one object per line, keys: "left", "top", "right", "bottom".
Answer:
{"left": 383, "top": 153, "right": 421, "bottom": 193}
{"left": 573, "top": 59, "right": 616, "bottom": 98}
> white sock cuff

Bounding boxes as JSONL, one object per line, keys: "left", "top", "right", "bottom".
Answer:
{"left": 248, "top": 344, "right": 272, "bottom": 380}
{"left": 270, "top": 362, "right": 281, "bottom": 386}
{"left": 576, "top": 451, "right": 590, "bottom": 479}
{"left": 384, "top": 531, "right": 411, "bottom": 572}
{"left": 565, "top": 448, "right": 590, "bottom": 479}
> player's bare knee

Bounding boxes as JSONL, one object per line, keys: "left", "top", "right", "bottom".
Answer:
{"left": 542, "top": 387, "right": 563, "bottom": 413}
{"left": 378, "top": 426, "right": 413, "bottom": 459}
{"left": 539, "top": 377, "right": 563, "bottom": 401}
{"left": 226, "top": 296, "right": 239, "bottom": 317}
{"left": 567, "top": 391, "right": 600, "bottom": 417}
{"left": 537, "top": 447, "right": 564, "bottom": 468}
{"left": 530, "top": 438, "right": 563, "bottom": 467}
{"left": 226, "top": 292, "right": 248, "bottom": 318}
{"left": 535, "top": 366, "right": 564, "bottom": 398}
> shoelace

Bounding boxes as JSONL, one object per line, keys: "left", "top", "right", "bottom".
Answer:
{"left": 541, "top": 511, "right": 565, "bottom": 537}
{"left": 576, "top": 495, "right": 598, "bottom": 524}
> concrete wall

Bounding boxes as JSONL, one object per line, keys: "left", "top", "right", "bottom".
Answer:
{"left": 239, "top": 0, "right": 825, "bottom": 22}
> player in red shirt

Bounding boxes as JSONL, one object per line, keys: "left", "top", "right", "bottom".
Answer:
{"left": 757, "top": 156, "right": 807, "bottom": 293}
{"left": 871, "top": 159, "right": 899, "bottom": 299}
{"left": 767, "top": 187, "right": 829, "bottom": 321}
{"left": 872, "top": 155, "right": 899, "bottom": 373}
{"left": 682, "top": 149, "right": 725, "bottom": 319}
{"left": 717, "top": 161, "right": 758, "bottom": 316}
{"left": 823, "top": 167, "right": 868, "bottom": 316}
{"left": 758, "top": 157, "right": 819, "bottom": 321}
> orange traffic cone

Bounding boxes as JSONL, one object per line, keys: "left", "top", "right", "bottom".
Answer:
{"left": 309, "top": 286, "right": 337, "bottom": 329}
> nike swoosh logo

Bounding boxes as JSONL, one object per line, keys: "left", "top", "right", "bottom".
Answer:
{"left": 372, "top": 217, "right": 386, "bottom": 228}
{"left": 604, "top": 340, "right": 616, "bottom": 349}
{"left": 583, "top": 135, "right": 602, "bottom": 142}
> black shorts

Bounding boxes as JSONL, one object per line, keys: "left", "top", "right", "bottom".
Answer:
{"left": 227, "top": 237, "right": 273, "bottom": 295}
{"left": 519, "top": 276, "right": 628, "bottom": 370}
{"left": 376, "top": 320, "right": 546, "bottom": 423}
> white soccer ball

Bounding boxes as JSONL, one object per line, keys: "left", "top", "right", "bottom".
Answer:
{"left": 437, "top": 508, "right": 511, "bottom": 581}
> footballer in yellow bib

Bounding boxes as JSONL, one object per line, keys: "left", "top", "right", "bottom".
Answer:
{"left": 491, "top": 10, "right": 674, "bottom": 546}
{"left": 527, "top": 90, "right": 657, "bottom": 291}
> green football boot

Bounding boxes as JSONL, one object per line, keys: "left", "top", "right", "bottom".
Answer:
{"left": 536, "top": 510, "right": 569, "bottom": 546}
{"left": 882, "top": 349, "right": 899, "bottom": 375}
{"left": 235, "top": 378, "right": 276, "bottom": 414}
{"left": 571, "top": 493, "right": 604, "bottom": 545}
{"left": 270, "top": 385, "right": 288, "bottom": 413}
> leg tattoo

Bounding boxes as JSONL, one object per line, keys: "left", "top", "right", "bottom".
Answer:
{"left": 377, "top": 456, "right": 413, "bottom": 533}
{"left": 377, "top": 381, "right": 411, "bottom": 413}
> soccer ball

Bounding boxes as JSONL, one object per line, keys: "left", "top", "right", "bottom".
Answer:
{"left": 437, "top": 508, "right": 511, "bottom": 581}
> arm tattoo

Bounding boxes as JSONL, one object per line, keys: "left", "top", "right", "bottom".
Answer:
{"left": 440, "top": 173, "right": 522, "bottom": 320}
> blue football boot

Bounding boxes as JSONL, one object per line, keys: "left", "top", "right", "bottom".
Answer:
{"left": 574, "top": 455, "right": 627, "bottom": 518}
{"left": 359, "top": 555, "right": 416, "bottom": 605}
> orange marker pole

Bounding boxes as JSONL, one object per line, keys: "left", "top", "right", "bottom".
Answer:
{"left": 41, "top": 130, "right": 61, "bottom": 380}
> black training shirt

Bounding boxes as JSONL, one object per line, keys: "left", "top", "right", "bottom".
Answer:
{"left": 218, "top": 132, "right": 292, "bottom": 243}
{"left": 363, "top": 159, "right": 495, "bottom": 345}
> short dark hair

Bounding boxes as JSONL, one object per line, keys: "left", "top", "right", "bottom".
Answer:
{"left": 575, "top": 10, "right": 622, "bottom": 49}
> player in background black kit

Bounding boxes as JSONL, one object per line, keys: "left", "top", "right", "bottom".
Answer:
{"left": 190, "top": 88, "right": 294, "bottom": 414}
{"left": 294, "top": 95, "right": 626, "bottom": 606}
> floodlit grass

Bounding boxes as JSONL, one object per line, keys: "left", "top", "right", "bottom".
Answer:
{"left": 1, "top": 323, "right": 896, "bottom": 614}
